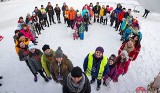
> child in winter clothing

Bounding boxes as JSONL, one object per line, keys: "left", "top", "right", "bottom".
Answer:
{"left": 103, "top": 54, "right": 117, "bottom": 86}
{"left": 46, "top": 2, "right": 56, "bottom": 25}
{"left": 28, "top": 42, "right": 49, "bottom": 82}
{"left": 78, "top": 23, "right": 85, "bottom": 40}
{"left": 121, "top": 25, "right": 133, "bottom": 42}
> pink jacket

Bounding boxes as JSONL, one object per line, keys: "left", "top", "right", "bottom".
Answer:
{"left": 20, "top": 29, "right": 34, "bottom": 41}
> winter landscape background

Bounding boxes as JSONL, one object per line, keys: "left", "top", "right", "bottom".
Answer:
{"left": 0, "top": 0, "right": 160, "bottom": 93}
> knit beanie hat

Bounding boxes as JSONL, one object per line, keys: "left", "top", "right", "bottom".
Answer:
{"left": 95, "top": 46, "right": 104, "bottom": 53}
{"left": 28, "top": 41, "right": 36, "bottom": 50}
{"left": 71, "top": 66, "right": 82, "bottom": 77}
{"left": 42, "top": 44, "right": 50, "bottom": 52}
{"left": 120, "top": 50, "right": 129, "bottom": 61}
{"left": 109, "top": 54, "right": 116, "bottom": 62}
{"left": 55, "top": 47, "right": 63, "bottom": 58}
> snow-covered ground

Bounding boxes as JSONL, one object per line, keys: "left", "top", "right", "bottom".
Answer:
{"left": 0, "top": 0, "right": 160, "bottom": 93}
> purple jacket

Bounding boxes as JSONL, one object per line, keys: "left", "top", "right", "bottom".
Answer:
{"left": 103, "top": 66, "right": 118, "bottom": 81}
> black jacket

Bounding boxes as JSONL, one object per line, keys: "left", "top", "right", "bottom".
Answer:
{"left": 63, "top": 72, "right": 91, "bottom": 93}
{"left": 54, "top": 7, "right": 61, "bottom": 14}
{"left": 93, "top": 5, "right": 101, "bottom": 14}
{"left": 46, "top": 5, "right": 55, "bottom": 15}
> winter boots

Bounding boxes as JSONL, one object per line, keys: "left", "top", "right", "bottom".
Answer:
{"left": 0, "top": 76, "right": 2, "bottom": 86}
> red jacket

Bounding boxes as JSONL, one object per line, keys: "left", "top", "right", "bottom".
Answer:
{"left": 115, "top": 56, "right": 130, "bottom": 75}
{"left": 118, "top": 11, "right": 125, "bottom": 22}
{"left": 118, "top": 42, "right": 136, "bottom": 60}
{"left": 133, "top": 45, "right": 141, "bottom": 60}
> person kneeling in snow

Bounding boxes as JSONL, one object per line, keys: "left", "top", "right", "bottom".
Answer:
{"left": 28, "top": 42, "right": 49, "bottom": 82}
{"left": 103, "top": 54, "right": 117, "bottom": 86}
{"left": 63, "top": 66, "right": 91, "bottom": 93}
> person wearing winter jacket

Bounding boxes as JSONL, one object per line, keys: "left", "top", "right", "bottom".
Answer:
{"left": 62, "top": 2, "right": 68, "bottom": 24}
{"left": 124, "top": 9, "right": 131, "bottom": 18}
{"left": 82, "top": 6, "right": 90, "bottom": 17}
{"left": 17, "top": 41, "right": 34, "bottom": 76}
{"left": 31, "top": 12, "right": 42, "bottom": 34}
{"left": 103, "top": 54, "right": 117, "bottom": 86}
{"left": 40, "top": 5, "right": 49, "bottom": 27}
{"left": 115, "top": 8, "right": 126, "bottom": 31}
{"left": 110, "top": 10, "right": 116, "bottom": 26}
{"left": 15, "top": 33, "right": 30, "bottom": 54}
{"left": 121, "top": 25, "right": 133, "bottom": 42}
{"left": 103, "top": 5, "right": 110, "bottom": 25}
{"left": 27, "top": 42, "right": 49, "bottom": 82}
{"left": 99, "top": 5, "right": 105, "bottom": 24}
{"left": 64, "top": 6, "right": 70, "bottom": 27}
{"left": 68, "top": 7, "right": 76, "bottom": 28}
{"left": 131, "top": 34, "right": 141, "bottom": 60}
{"left": 20, "top": 24, "right": 37, "bottom": 44}
{"left": 17, "top": 16, "right": 25, "bottom": 30}
{"left": 83, "top": 46, "right": 109, "bottom": 90}
{"left": 93, "top": 2, "right": 101, "bottom": 23}
{"left": 118, "top": 39, "right": 135, "bottom": 61}
{"left": 73, "top": 12, "right": 84, "bottom": 36}
{"left": 46, "top": 2, "right": 56, "bottom": 25}
{"left": 34, "top": 6, "right": 44, "bottom": 30}
{"left": 114, "top": 50, "right": 130, "bottom": 82}
{"left": 50, "top": 47, "right": 73, "bottom": 85}
{"left": 78, "top": 23, "right": 85, "bottom": 40}
{"left": 83, "top": 12, "right": 90, "bottom": 32}
{"left": 13, "top": 30, "right": 20, "bottom": 43}
{"left": 114, "top": 3, "right": 122, "bottom": 29}
{"left": 54, "top": 4, "right": 61, "bottom": 23}
{"left": 63, "top": 66, "right": 91, "bottom": 93}
{"left": 41, "top": 44, "right": 55, "bottom": 79}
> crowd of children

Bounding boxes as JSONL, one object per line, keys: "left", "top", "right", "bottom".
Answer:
{"left": 12, "top": 1, "right": 144, "bottom": 92}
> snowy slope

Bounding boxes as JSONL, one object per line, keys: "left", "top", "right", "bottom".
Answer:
{"left": 0, "top": 0, "right": 160, "bottom": 93}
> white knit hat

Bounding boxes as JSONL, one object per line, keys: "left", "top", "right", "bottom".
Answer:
{"left": 120, "top": 50, "right": 129, "bottom": 61}
{"left": 28, "top": 41, "right": 35, "bottom": 50}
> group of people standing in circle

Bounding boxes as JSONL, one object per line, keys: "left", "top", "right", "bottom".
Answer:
{"left": 12, "top": 1, "right": 144, "bottom": 92}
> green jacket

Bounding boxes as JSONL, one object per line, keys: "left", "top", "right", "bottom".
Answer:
{"left": 41, "top": 49, "right": 55, "bottom": 77}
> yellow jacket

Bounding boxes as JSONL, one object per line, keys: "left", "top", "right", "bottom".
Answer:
{"left": 100, "top": 8, "right": 105, "bottom": 17}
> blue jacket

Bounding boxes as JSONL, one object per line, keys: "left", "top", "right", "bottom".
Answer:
{"left": 82, "top": 9, "right": 90, "bottom": 17}
{"left": 114, "top": 8, "right": 122, "bottom": 18}
{"left": 83, "top": 53, "right": 109, "bottom": 78}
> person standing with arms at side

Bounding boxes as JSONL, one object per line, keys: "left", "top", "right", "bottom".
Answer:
{"left": 46, "top": 2, "right": 56, "bottom": 25}
{"left": 83, "top": 46, "right": 109, "bottom": 91}
{"left": 62, "top": 2, "right": 68, "bottom": 24}
{"left": 93, "top": 2, "right": 101, "bottom": 23}
{"left": 41, "top": 44, "right": 55, "bottom": 80}
{"left": 54, "top": 4, "right": 61, "bottom": 23}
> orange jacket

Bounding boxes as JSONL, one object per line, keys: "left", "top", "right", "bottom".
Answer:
{"left": 15, "top": 38, "right": 30, "bottom": 54}
{"left": 68, "top": 10, "right": 75, "bottom": 20}
{"left": 64, "top": 10, "right": 69, "bottom": 18}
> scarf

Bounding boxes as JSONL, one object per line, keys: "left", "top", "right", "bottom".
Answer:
{"left": 123, "top": 43, "right": 134, "bottom": 53}
{"left": 67, "top": 73, "right": 85, "bottom": 93}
